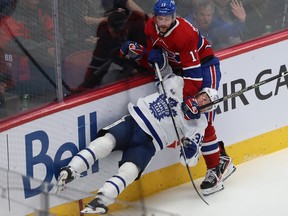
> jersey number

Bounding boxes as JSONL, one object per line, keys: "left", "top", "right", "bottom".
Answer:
{"left": 190, "top": 50, "right": 197, "bottom": 62}
{"left": 193, "top": 133, "right": 203, "bottom": 145}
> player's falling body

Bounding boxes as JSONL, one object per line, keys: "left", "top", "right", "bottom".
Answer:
{"left": 56, "top": 70, "right": 223, "bottom": 214}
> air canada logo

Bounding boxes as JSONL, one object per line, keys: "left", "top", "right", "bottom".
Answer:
{"left": 149, "top": 94, "right": 178, "bottom": 121}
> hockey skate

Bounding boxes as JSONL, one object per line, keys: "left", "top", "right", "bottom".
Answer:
{"left": 219, "top": 141, "right": 236, "bottom": 181}
{"left": 219, "top": 155, "right": 236, "bottom": 181}
{"left": 81, "top": 193, "right": 110, "bottom": 214}
{"left": 56, "top": 166, "right": 78, "bottom": 193}
{"left": 200, "top": 166, "right": 224, "bottom": 196}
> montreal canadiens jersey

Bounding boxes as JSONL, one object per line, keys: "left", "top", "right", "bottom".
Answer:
{"left": 140, "top": 17, "right": 215, "bottom": 98}
{"left": 128, "top": 74, "right": 208, "bottom": 152}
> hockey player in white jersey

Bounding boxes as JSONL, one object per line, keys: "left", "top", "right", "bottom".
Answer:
{"left": 56, "top": 68, "right": 220, "bottom": 214}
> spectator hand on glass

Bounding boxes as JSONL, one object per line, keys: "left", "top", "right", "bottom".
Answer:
{"left": 230, "top": 0, "right": 246, "bottom": 22}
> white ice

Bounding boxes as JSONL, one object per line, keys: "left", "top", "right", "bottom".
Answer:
{"left": 114, "top": 148, "right": 288, "bottom": 216}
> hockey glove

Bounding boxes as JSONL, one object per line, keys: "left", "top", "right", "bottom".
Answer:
{"left": 180, "top": 138, "right": 200, "bottom": 167}
{"left": 148, "top": 49, "right": 167, "bottom": 71}
{"left": 120, "top": 41, "right": 145, "bottom": 60}
{"left": 181, "top": 96, "right": 201, "bottom": 120}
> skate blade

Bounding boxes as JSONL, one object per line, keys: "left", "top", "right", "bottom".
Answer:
{"left": 202, "top": 181, "right": 224, "bottom": 196}
{"left": 222, "top": 164, "right": 236, "bottom": 181}
{"left": 80, "top": 206, "right": 106, "bottom": 214}
{"left": 55, "top": 173, "right": 67, "bottom": 194}
{"left": 55, "top": 184, "right": 66, "bottom": 194}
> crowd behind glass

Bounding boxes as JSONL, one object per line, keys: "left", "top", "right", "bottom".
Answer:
{"left": 0, "top": 0, "right": 287, "bottom": 120}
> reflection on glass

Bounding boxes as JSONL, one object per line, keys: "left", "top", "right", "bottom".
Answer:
{"left": 0, "top": 0, "right": 287, "bottom": 121}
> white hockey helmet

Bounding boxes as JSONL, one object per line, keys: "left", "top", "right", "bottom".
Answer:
{"left": 196, "top": 87, "right": 219, "bottom": 113}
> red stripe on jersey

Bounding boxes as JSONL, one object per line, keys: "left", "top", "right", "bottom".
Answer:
{"left": 208, "top": 111, "right": 214, "bottom": 123}
{"left": 210, "top": 65, "right": 217, "bottom": 89}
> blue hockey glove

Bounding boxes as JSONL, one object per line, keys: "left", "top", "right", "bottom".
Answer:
{"left": 180, "top": 138, "right": 200, "bottom": 167}
{"left": 120, "top": 41, "right": 145, "bottom": 60}
{"left": 181, "top": 96, "right": 201, "bottom": 120}
{"left": 180, "top": 138, "right": 198, "bottom": 159}
{"left": 148, "top": 49, "right": 166, "bottom": 70}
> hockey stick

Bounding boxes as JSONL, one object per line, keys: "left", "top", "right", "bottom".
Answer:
{"left": 154, "top": 63, "right": 209, "bottom": 206}
{"left": 199, "top": 70, "right": 288, "bottom": 111}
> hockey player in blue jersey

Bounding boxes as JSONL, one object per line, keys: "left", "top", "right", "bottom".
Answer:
{"left": 56, "top": 65, "right": 220, "bottom": 214}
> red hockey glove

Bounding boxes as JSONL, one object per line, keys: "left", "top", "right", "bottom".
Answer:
{"left": 181, "top": 96, "right": 200, "bottom": 120}
{"left": 120, "top": 41, "right": 145, "bottom": 60}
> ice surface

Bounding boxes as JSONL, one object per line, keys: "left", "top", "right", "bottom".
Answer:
{"left": 113, "top": 148, "right": 288, "bottom": 216}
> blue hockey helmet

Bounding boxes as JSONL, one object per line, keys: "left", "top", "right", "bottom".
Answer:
{"left": 154, "top": 0, "right": 176, "bottom": 17}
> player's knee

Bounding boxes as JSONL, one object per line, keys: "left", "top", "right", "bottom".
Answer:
{"left": 88, "top": 132, "right": 116, "bottom": 159}
{"left": 119, "top": 162, "right": 139, "bottom": 183}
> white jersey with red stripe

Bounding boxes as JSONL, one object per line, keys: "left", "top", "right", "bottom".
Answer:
{"left": 140, "top": 17, "right": 215, "bottom": 98}
{"left": 128, "top": 74, "right": 207, "bottom": 152}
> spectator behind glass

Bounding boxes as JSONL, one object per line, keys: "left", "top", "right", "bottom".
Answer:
{"left": 0, "top": 47, "right": 15, "bottom": 104}
{"left": 10, "top": 0, "right": 56, "bottom": 96}
{"left": 60, "top": 0, "right": 105, "bottom": 54}
{"left": 13, "top": 0, "right": 53, "bottom": 45}
{"left": 185, "top": 0, "right": 200, "bottom": 24}
{"left": 102, "top": 0, "right": 146, "bottom": 15}
{"left": 0, "top": 16, "right": 25, "bottom": 98}
{"left": 60, "top": 0, "right": 147, "bottom": 59}
{"left": 280, "top": 0, "right": 288, "bottom": 29}
{"left": 243, "top": 0, "right": 288, "bottom": 40}
{"left": 174, "top": 0, "right": 197, "bottom": 17}
{"left": 212, "top": 0, "right": 247, "bottom": 50}
{"left": 77, "top": 2, "right": 148, "bottom": 90}
{"left": 185, "top": 0, "right": 217, "bottom": 48}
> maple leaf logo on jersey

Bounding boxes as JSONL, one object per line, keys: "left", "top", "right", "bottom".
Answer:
{"left": 149, "top": 94, "right": 178, "bottom": 121}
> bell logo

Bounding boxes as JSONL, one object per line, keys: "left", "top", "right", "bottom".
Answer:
{"left": 23, "top": 112, "right": 98, "bottom": 198}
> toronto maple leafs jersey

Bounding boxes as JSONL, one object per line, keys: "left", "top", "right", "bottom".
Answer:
{"left": 128, "top": 74, "right": 208, "bottom": 152}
